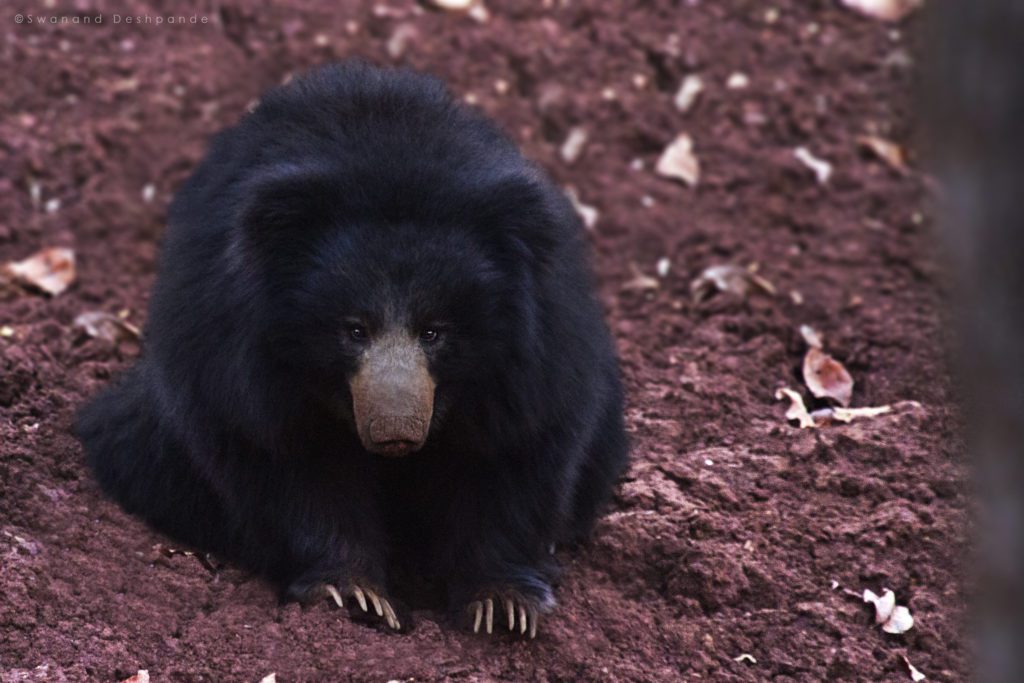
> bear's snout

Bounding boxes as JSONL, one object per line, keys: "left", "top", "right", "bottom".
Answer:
{"left": 350, "top": 329, "right": 435, "bottom": 457}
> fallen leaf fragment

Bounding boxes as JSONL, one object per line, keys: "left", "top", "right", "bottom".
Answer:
{"left": 386, "top": 23, "right": 419, "bottom": 59}
{"left": 565, "top": 187, "right": 598, "bottom": 229}
{"left": 841, "top": 0, "right": 922, "bottom": 22}
{"left": 726, "top": 72, "right": 750, "bottom": 89}
{"left": 799, "top": 324, "right": 824, "bottom": 349}
{"left": 863, "top": 588, "right": 914, "bottom": 634}
{"left": 776, "top": 389, "right": 909, "bottom": 428}
{"left": 2, "top": 247, "right": 75, "bottom": 296}
{"left": 859, "top": 135, "right": 906, "bottom": 171}
{"left": 794, "top": 147, "right": 832, "bottom": 185}
{"left": 426, "top": 0, "right": 489, "bottom": 20}
{"left": 74, "top": 311, "right": 141, "bottom": 343}
{"left": 902, "top": 655, "right": 926, "bottom": 681}
{"left": 427, "top": 0, "right": 474, "bottom": 8}
{"left": 656, "top": 257, "right": 671, "bottom": 278}
{"left": 775, "top": 388, "right": 815, "bottom": 429}
{"left": 803, "top": 346, "right": 854, "bottom": 407}
{"left": 560, "top": 127, "right": 588, "bottom": 164}
{"left": 883, "top": 605, "right": 914, "bottom": 633}
{"left": 121, "top": 671, "right": 150, "bottom": 683}
{"left": 656, "top": 134, "right": 700, "bottom": 187}
{"left": 674, "top": 74, "right": 704, "bottom": 112}
{"left": 621, "top": 263, "right": 659, "bottom": 292}
{"left": 864, "top": 587, "right": 896, "bottom": 624}
{"left": 259, "top": 674, "right": 278, "bottom": 683}
{"left": 691, "top": 264, "right": 775, "bottom": 302}
{"left": 812, "top": 404, "right": 893, "bottom": 423}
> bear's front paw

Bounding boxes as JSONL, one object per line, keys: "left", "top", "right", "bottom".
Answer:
{"left": 466, "top": 585, "right": 555, "bottom": 639}
{"left": 324, "top": 580, "right": 402, "bottom": 631}
{"left": 291, "top": 576, "right": 401, "bottom": 632}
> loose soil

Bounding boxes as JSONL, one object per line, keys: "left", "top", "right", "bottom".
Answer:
{"left": 0, "top": 1, "right": 967, "bottom": 680}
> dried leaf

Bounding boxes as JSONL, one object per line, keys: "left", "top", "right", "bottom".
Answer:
{"left": 902, "top": 655, "right": 926, "bottom": 681}
{"left": 859, "top": 135, "right": 906, "bottom": 171}
{"left": 690, "top": 264, "right": 775, "bottom": 302}
{"left": 883, "top": 605, "right": 915, "bottom": 634}
{"left": 259, "top": 675, "right": 278, "bottom": 683}
{"left": 803, "top": 347, "right": 854, "bottom": 407}
{"left": 841, "top": 0, "right": 922, "bottom": 22}
{"left": 3, "top": 247, "right": 75, "bottom": 296}
{"left": 794, "top": 147, "right": 832, "bottom": 185}
{"left": 621, "top": 263, "right": 659, "bottom": 292}
{"left": 427, "top": 0, "right": 489, "bottom": 20}
{"left": 386, "top": 23, "right": 419, "bottom": 59}
{"left": 74, "top": 311, "right": 141, "bottom": 343}
{"left": 656, "top": 134, "right": 700, "bottom": 187}
{"left": 427, "top": 0, "right": 475, "bottom": 8}
{"left": 799, "top": 324, "right": 824, "bottom": 349}
{"left": 863, "top": 588, "right": 914, "bottom": 634}
{"left": 775, "top": 388, "right": 815, "bottom": 429}
{"left": 121, "top": 672, "right": 150, "bottom": 683}
{"left": 565, "top": 187, "right": 598, "bottom": 230}
{"left": 815, "top": 405, "right": 892, "bottom": 423}
{"left": 863, "top": 588, "right": 896, "bottom": 624}
{"left": 777, "top": 389, "right": 911, "bottom": 429}
{"left": 674, "top": 75, "right": 704, "bottom": 112}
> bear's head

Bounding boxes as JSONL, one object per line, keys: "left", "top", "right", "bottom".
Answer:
{"left": 230, "top": 159, "right": 570, "bottom": 457}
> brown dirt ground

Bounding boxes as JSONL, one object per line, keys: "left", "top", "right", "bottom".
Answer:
{"left": 0, "top": 1, "right": 967, "bottom": 681}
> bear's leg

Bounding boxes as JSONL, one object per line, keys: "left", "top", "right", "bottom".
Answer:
{"left": 432, "top": 458, "right": 566, "bottom": 638}
{"left": 566, "top": 395, "right": 630, "bottom": 542}
{"left": 78, "top": 368, "right": 401, "bottom": 630}
{"left": 201, "top": 446, "right": 400, "bottom": 631}
{"left": 274, "top": 485, "right": 400, "bottom": 631}
{"left": 77, "top": 366, "right": 230, "bottom": 551}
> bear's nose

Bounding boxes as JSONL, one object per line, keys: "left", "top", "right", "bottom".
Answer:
{"left": 367, "top": 416, "right": 427, "bottom": 456}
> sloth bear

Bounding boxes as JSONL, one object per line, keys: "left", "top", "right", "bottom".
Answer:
{"left": 76, "top": 62, "right": 628, "bottom": 637}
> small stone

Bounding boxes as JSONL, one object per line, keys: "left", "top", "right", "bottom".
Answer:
{"left": 673, "top": 74, "right": 704, "bottom": 112}
{"left": 656, "top": 258, "right": 671, "bottom": 277}
{"left": 727, "top": 72, "right": 750, "bottom": 89}
{"left": 560, "top": 127, "right": 588, "bottom": 164}
{"left": 656, "top": 134, "right": 700, "bottom": 187}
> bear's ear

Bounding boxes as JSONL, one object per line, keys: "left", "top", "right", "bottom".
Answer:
{"left": 235, "top": 162, "right": 339, "bottom": 252}
{"left": 472, "top": 171, "right": 569, "bottom": 268}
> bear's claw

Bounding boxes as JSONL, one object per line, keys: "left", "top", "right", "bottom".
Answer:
{"left": 468, "top": 593, "right": 542, "bottom": 638}
{"left": 325, "top": 582, "right": 401, "bottom": 630}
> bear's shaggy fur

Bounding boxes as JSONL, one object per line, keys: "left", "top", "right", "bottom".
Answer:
{"left": 76, "top": 62, "right": 628, "bottom": 633}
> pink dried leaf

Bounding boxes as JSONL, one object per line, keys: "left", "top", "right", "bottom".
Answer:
{"left": 803, "top": 347, "right": 854, "bottom": 407}
{"left": 3, "top": 247, "right": 76, "bottom": 296}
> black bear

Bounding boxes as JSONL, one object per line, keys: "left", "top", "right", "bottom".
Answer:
{"left": 76, "top": 61, "right": 628, "bottom": 637}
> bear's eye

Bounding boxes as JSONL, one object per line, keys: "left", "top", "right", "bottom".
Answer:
{"left": 419, "top": 329, "right": 440, "bottom": 343}
{"left": 348, "top": 325, "right": 368, "bottom": 342}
